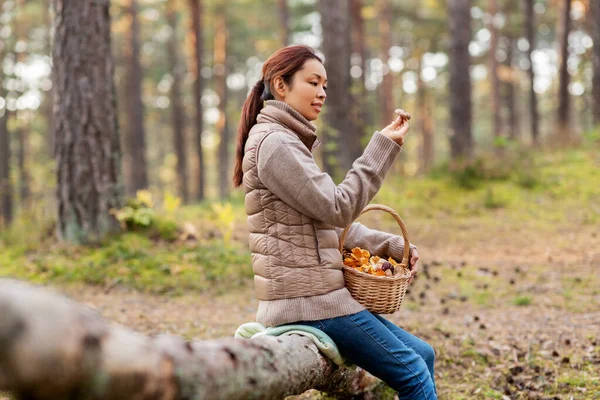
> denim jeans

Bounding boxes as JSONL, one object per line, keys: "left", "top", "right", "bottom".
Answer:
{"left": 285, "top": 310, "right": 437, "bottom": 399}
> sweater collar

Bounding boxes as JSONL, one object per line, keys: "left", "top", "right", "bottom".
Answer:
{"left": 257, "top": 100, "right": 321, "bottom": 151}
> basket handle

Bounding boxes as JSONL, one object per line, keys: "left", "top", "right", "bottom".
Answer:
{"left": 338, "top": 204, "right": 411, "bottom": 268}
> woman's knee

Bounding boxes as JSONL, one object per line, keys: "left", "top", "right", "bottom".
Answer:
{"left": 425, "top": 342, "right": 435, "bottom": 363}
{"left": 420, "top": 341, "right": 436, "bottom": 368}
{"left": 415, "top": 341, "right": 435, "bottom": 366}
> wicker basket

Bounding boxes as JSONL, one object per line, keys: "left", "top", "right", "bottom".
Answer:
{"left": 339, "top": 204, "right": 412, "bottom": 314}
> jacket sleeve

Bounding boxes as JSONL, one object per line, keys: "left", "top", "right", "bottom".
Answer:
{"left": 257, "top": 130, "right": 402, "bottom": 228}
{"left": 335, "top": 223, "right": 417, "bottom": 262}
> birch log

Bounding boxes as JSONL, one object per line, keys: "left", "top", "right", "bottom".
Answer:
{"left": 0, "top": 279, "right": 382, "bottom": 399}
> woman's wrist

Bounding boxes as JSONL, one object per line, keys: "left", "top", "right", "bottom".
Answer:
{"left": 380, "top": 131, "right": 404, "bottom": 147}
{"left": 378, "top": 131, "right": 403, "bottom": 147}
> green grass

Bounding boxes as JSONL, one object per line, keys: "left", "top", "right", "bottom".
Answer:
{"left": 481, "top": 387, "right": 504, "bottom": 399}
{"left": 514, "top": 295, "right": 532, "bottom": 306}
{"left": 374, "top": 147, "right": 600, "bottom": 228}
{"left": 0, "top": 233, "right": 252, "bottom": 295}
{"left": 555, "top": 370, "right": 600, "bottom": 397}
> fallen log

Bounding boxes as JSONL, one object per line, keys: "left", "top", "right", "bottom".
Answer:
{"left": 0, "top": 279, "right": 382, "bottom": 399}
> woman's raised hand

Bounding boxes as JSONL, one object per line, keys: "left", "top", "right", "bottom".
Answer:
{"left": 380, "top": 109, "right": 411, "bottom": 146}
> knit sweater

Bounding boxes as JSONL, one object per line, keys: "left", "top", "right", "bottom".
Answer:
{"left": 242, "top": 100, "right": 410, "bottom": 326}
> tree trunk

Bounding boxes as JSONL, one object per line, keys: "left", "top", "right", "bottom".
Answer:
{"left": 44, "top": 0, "right": 55, "bottom": 156}
{"left": 377, "top": 0, "right": 394, "bottom": 131}
{"left": 417, "top": 56, "right": 434, "bottom": 173}
{"left": 0, "top": 111, "right": 12, "bottom": 228}
{"left": 318, "top": 0, "right": 361, "bottom": 173}
{"left": 0, "top": 279, "right": 384, "bottom": 400}
{"left": 53, "top": 0, "right": 123, "bottom": 244}
{"left": 503, "top": 36, "right": 519, "bottom": 141}
{"left": 0, "top": 2, "right": 12, "bottom": 227}
{"left": 15, "top": 0, "right": 30, "bottom": 208}
{"left": 447, "top": 0, "right": 473, "bottom": 161}
{"left": 167, "top": 0, "right": 189, "bottom": 203}
{"left": 592, "top": 0, "right": 600, "bottom": 125}
{"left": 215, "top": 1, "right": 230, "bottom": 200}
{"left": 188, "top": 0, "right": 206, "bottom": 201}
{"left": 488, "top": 0, "right": 502, "bottom": 152}
{"left": 349, "top": 0, "right": 369, "bottom": 143}
{"left": 523, "top": 0, "right": 539, "bottom": 144}
{"left": 16, "top": 127, "right": 30, "bottom": 208}
{"left": 557, "top": 0, "right": 572, "bottom": 140}
{"left": 124, "top": 0, "right": 148, "bottom": 196}
{"left": 277, "top": 0, "right": 290, "bottom": 46}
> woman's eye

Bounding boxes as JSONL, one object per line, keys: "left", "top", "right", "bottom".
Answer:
{"left": 323, "top": 86, "right": 328, "bottom": 91}
{"left": 310, "top": 82, "right": 318, "bottom": 86}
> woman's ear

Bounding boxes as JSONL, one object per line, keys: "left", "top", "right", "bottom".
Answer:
{"left": 272, "top": 76, "right": 287, "bottom": 100}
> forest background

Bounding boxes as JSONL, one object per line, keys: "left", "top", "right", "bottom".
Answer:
{"left": 0, "top": 0, "right": 599, "bottom": 398}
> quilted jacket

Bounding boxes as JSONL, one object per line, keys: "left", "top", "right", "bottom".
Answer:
{"left": 242, "top": 100, "right": 409, "bottom": 326}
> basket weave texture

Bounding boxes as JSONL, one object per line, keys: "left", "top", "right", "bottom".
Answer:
{"left": 339, "top": 204, "right": 412, "bottom": 314}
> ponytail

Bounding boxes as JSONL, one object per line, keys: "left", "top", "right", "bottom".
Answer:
{"left": 233, "top": 80, "right": 269, "bottom": 187}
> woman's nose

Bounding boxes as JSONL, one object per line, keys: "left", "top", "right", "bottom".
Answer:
{"left": 318, "top": 88, "right": 326, "bottom": 100}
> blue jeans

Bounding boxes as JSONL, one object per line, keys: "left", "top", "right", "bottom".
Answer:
{"left": 285, "top": 310, "right": 437, "bottom": 399}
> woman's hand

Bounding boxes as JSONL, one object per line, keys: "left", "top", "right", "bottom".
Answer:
{"left": 380, "top": 109, "right": 411, "bottom": 146}
{"left": 407, "top": 247, "right": 419, "bottom": 285}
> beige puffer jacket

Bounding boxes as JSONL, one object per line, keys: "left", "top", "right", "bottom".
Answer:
{"left": 243, "top": 106, "right": 340, "bottom": 300}
{"left": 242, "top": 100, "right": 405, "bottom": 326}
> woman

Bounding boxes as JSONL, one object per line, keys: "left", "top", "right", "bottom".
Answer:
{"left": 233, "top": 45, "right": 436, "bottom": 399}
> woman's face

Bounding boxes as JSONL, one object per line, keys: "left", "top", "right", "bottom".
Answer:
{"left": 273, "top": 59, "right": 328, "bottom": 121}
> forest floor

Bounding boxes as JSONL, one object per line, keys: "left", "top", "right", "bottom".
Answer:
{"left": 59, "top": 218, "right": 600, "bottom": 400}
{"left": 2, "top": 148, "right": 600, "bottom": 399}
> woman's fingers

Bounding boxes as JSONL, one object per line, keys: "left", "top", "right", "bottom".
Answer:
{"left": 385, "top": 109, "right": 411, "bottom": 127}
{"left": 410, "top": 254, "right": 419, "bottom": 266}
{"left": 380, "top": 109, "right": 411, "bottom": 143}
{"left": 409, "top": 248, "right": 419, "bottom": 267}
{"left": 390, "top": 116, "right": 408, "bottom": 131}
{"left": 395, "top": 109, "right": 411, "bottom": 121}
{"left": 408, "top": 268, "right": 417, "bottom": 285}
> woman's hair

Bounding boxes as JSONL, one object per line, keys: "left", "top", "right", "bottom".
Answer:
{"left": 232, "top": 45, "right": 323, "bottom": 188}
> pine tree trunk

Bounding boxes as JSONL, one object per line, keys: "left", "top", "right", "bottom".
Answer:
{"left": 44, "top": 0, "right": 54, "bottom": 156}
{"left": 15, "top": 0, "right": 30, "bottom": 208}
{"left": 417, "top": 56, "right": 434, "bottom": 173}
{"left": 447, "top": 0, "right": 473, "bottom": 160}
{"left": 215, "top": 1, "right": 230, "bottom": 200}
{"left": 318, "top": 0, "right": 360, "bottom": 173}
{"left": 188, "top": 0, "right": 206, "bottom": 201}
{"left": 557, "top": 0, "right": 572, "bottom": 140}
{"left": 0, "top": 279, "right": 384, "bottom": 400}
{"left": 16, "top": 127, "right": 30, "bottom": 208}
{"left": 350, "top": 0, "right": 369, "bottom": 143}
{"left": 523, "top": 0, "right": 539, "bottom": 144}
{"left": 167, "top": 0, "right": 189, "bottom": 203}
{"left": 277, "top": 0, "right": 290, "bottom": 46}
{"left": 592, "top": 0, "right": 600, "bottom": 125}
{"left": 0, "top": 111, "right": 12, "bottom": 228}
{"left": 504, "top": 36, "right": 519, "bottom": 141}
{"left": 124, "top": 0, "right": 148, "bottom": 196}
{"left": 377, "top": 0, "right": 394, "bottom": 131}
{"left": 53, "top": 0, "right": 123, "bottom": 244}
{"left": 488, "top": 0, "right": 502, "bottom": 152}
{"left": 0, "top": 2, "right": 12, "bottom": 228}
